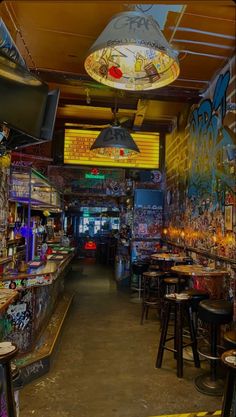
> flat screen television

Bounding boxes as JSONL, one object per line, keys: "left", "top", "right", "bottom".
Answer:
{"left": 0, "top": 51, "right": 60, "bottom": 149}
{"left": 5, "top": 89, "right": 60, "bottom": 150}
{"left": 134, "top": 189, "right": 163, "bottom": 209}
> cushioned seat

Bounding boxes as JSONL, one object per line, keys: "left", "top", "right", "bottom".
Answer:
{"left": 184, "top": 289, "right": 209, "bottom": 312}
{"left": 198, "top": 299, "right": 233, "bottom": 325}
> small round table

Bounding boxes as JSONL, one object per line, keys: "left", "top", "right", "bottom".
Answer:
{"left": 171, "top": 264, "right": 229, "bottom": 299}
{"left": 151, "top": 253, "right": 186, "bottom": 272}
{"left": 151, "top": 253, "right": 186, "bottom": 262}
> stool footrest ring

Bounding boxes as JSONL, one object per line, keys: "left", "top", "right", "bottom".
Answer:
{"left": 198, "top": 345, "right": 223, "bottom": 361}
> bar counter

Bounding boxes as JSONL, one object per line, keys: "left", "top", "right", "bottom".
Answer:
{"left": 0, "top": 249, "right": 75, "bottom": 354}
{"left": 0, "top": 289, "right": 18, "bottom": 313}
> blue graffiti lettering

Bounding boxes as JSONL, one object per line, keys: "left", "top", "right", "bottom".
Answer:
{"left": 212, "top": 71, "right": 230, "bottom": 120}
{"left": 188, "top": 70, "right": 234, "bottom": 201}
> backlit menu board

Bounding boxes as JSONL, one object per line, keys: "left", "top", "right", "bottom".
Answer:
{"left": 64, "top": 129, "right": 160, "bottom": 169}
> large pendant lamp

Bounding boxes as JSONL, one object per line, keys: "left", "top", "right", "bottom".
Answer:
{"left": 84, "top": 11, "right": 180, "bottom": 91}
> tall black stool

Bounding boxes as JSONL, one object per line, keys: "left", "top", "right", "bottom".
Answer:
{"left": 131, "top": 261, "right": 149, "bottom": 300}
{"left": 183, "top": 288, "right": 210, "bottom": 334}
{"left": 0, "top": 342, "right": 18, "bottom": 417}
{"left": 140, "top": 271, "right": 163, "bottom": 324}
{"left": 221, "top": 349, "right": 236, "bottom": 417}
{"left": 195, "top": 299, "right": 233, "bottom": 396}
{"left": 156, "top": 295, "right": 200, "bottom": 378}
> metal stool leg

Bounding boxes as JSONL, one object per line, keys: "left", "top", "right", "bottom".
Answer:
{"left": 156, "top": 301, "right": 171, "bottom": 368}
{"left": 176, "top": 302, "right": 183, "bottom": 378}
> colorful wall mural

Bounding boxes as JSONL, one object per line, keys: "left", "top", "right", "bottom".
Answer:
{"left": 165, "top": 57, "right": 236, "bottom": 317}
{"left": 165, "top": 59, "right": 236, "bottom": 261}
{"left": 0, "top": 155, "right": 10, "bottom": 262}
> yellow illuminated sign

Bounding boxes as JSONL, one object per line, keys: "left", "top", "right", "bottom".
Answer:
{"left": 64, "top": 129, "right": 160, "bottom": 168}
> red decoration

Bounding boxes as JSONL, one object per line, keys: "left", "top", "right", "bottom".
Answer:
{"left": 91, "top": 168, "right": 99, "bottom": 175}
{"left": 84, "top": 241, "right": 97, "bottom": 250}
{"left": 108, "top": 66, "right": 123, "bottom": 79}
{"left": 120, "top": 149, "right": 124, "bottom": 157}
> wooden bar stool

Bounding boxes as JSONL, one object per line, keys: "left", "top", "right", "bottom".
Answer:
{"left": 156, "top": 294, "right": 200, "bottom": 378}
{"left": 140, "top": 271, "right": 163, "bottom": 324}
{"left": 163, "top": 276, "right": 186, "bottom": 294}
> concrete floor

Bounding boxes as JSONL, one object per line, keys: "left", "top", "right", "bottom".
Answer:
{"left": 20, "top": 259, "right": 222, "bottom": 417}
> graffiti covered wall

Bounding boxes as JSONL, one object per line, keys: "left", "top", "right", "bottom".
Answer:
{"left": 165, "top": 56, "right": 236, "bottom": 261}
{"left": 0, "top": 155, "right": 10, "bottom": 262}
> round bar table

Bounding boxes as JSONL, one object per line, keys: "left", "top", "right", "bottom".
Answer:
{"left": 151, "top": 253, "right": 186, "bottom": 262}
{"left": 171, "top": 265, "right": 229, "bottom": 299}
{"left": 151, "top": 253, "right": 186, "bottom": 272}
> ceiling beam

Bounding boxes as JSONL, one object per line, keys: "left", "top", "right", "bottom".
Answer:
{"left": 133, "top": 99, "right": 148, "bottom": 130}
{"left": 33, "top": 70, "right": 201, "bottom": 104}
{"left": 55, "top": 117, "right": 172, "bottom": 133}
{"left": 58, "top": 98, "right": 138, "bottom": 111}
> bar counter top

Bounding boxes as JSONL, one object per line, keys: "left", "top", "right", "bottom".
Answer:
{"left": 0, "top": 258, "right": 69, "bottom": 280}
{"left": 0, "top": 249, "right": 75, "bottom": 290}
{"left": 0, "top": 289, "right": 18, "bottom": 313}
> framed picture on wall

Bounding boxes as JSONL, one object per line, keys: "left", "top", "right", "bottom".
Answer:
{"left": 225, "top": 205, "right": 233, "bottom": 231}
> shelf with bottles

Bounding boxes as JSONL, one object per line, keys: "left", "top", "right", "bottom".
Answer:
{"left": 9, "top": 165, "right": 63, "bottom": 210}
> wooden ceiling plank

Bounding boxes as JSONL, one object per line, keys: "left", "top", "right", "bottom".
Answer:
{"left": 177, "top": 14, "right": 236, "bottom": 37}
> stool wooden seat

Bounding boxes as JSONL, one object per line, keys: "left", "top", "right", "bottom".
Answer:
{"left": 221, "top": 349, "right": 236, "bottom": 417}
{"left": 156, "top": 295, "right": 200, "bottom": 378}
{"left": 140, "top": 271, "right": 163, "bottom": 324}
{"left": 163, "top": 276, "right": 186, "bottom": 294}
{"left": 149, "top": 264, "right": 160, "bottom": 271}
{"left": 195, "top": 299, "right": 233, "bottom": 396}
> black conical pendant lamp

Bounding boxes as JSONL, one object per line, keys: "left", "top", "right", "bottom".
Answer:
{"left": 90, "top": 124, "right": 140, "bottom": 159}
{"left": 90, "top": 98, "right": 140, "bottom": 159}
